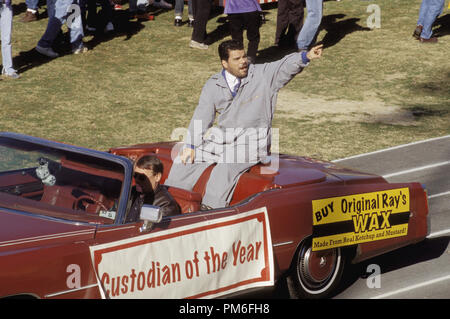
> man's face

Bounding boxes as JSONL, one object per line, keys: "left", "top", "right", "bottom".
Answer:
{"left": 222, "top": 49, "right": 248, "bottom": 78}
{"left": 134, "top": 166, "right": 161, "bottom": 193}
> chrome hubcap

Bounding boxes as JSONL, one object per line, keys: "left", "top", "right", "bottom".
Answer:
{"left": 298, "top": 243, "right": 338, "bottom": 289}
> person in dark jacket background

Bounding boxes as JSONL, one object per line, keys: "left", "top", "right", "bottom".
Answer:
{"left": 126, "top": 155, "right": 180, "bottom": 222}
{"left": 225, "top": 0, "right": 262, "bottom": 64}
{"left": 275, "top": 0, "right": 304, "bottom": 48}
{"left": 190, "top": 0, "right": 213, "bottom": 49}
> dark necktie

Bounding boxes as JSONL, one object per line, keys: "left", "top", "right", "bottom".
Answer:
{"left": 232, "top": 79, "right": 240, "bottom": 97}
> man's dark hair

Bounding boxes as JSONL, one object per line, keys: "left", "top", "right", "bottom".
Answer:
{"left": 136, "top": 155, "right": 163, "bottom": 175}
{"left": 218, "top": 39, "right": 244, "bottom": 61}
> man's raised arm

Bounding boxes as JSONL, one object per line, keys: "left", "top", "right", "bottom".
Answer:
{"left": 262, "top": 44, "right": 324, "bottom": 92}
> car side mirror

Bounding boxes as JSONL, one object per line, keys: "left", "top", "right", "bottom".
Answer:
{"left": 139, "top": 204, "right": 162, "bottom": 232}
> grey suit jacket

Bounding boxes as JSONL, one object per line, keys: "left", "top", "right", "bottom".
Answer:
{"left": 185, "top": 52, "right": 309, "bottom": 164}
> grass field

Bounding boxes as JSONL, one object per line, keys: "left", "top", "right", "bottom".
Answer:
{"left": 0, "top": 0, "right": 449, "bottom": 161}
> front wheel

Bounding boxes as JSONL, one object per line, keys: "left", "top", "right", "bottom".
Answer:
{"left": 286, "top": 237, "right": 345, "bottom": 299}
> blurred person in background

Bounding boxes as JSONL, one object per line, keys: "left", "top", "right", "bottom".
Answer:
{"left": 129, "top": 0, "right": 154, "bottom": 20}
{"left": 153, "top": 0, "right": 172, "bottom": 9}
{"left": 22, "top": 0, "right": 40, "bottom": 22}
{"left": 189, "top": 0, "right": 212, "bottom": 49}
{"left": 86, "top": 0, "right": 114, "bottom": 33}
{"left": 1, "top": 0, "right": 20, "bottom": 78}
{"left": 296, "top": 0, "right": 323, "bottom": 51}
{"left": 413, "top": 0, "right": 445, "bottom": 43}
{"left": 275, "top": 0, "right": 304, "bottom": 48}
{"left": 35, "top": 0, "right": 87, "bottom": 57}
{"left": 174, "top": 0, "right": 193, "bottom": 27}
{"left": 225, "top": 0, "right": 262, "bottom": 64}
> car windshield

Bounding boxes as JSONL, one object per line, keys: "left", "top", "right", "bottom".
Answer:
{"left": 0, "top": 137, "right": 124, "bottom": 225}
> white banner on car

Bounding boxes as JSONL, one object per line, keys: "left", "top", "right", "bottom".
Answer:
{"left": 89, "top": 207, "right": 274, "bottom": 299}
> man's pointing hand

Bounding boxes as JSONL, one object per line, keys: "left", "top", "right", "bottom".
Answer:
{"left": 306, "top": 44, "right": 323, "bottom": 60}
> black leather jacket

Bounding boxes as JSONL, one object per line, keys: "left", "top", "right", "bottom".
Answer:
{"left": 126, "top": 185, "right": 180, "bottom": 222}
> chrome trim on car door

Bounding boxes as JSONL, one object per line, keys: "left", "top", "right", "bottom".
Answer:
{"left": 44, "top": 283, "right": 99, "bottom": 298}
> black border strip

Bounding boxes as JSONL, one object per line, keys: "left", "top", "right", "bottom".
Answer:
{"left": 313, "top": 212, "right": 410, "bottom": 237}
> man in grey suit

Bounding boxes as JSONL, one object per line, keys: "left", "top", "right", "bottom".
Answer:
{"left": 165, "top": 40, "right": 323, "bottom": 210}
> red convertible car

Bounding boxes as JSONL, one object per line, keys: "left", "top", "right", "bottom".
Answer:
{"left": 0, "top": 132, "right": 429, "bottom": 299}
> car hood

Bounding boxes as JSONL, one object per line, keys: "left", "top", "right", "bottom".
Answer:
{"left": 273, "top": 154, "right": 386, "bottom": 186}
{"left": 0, "top": 210, "right": 96, "bottom": 252}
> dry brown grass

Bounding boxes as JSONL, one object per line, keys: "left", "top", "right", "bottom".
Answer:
{"left": 0, "top": 0, "right": 448, "bottom": 160}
